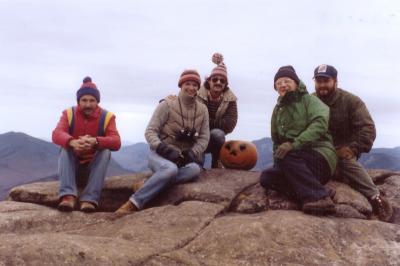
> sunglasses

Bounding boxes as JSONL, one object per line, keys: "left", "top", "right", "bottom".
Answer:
{"left": 211, "top": 77, "right": 226, "bottom": 84}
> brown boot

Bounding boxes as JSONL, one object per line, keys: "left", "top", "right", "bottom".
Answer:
{"left": 115, "top": 200, "right": 138, "bottom": 215}
{"left": 58, "top": 195, "right": 77, "bottom": 212}
{"left": 370, "top": 194, "right": 393, "bottom": 222}
{"left": 80, "top": 201, "right": 97, "bottom": 213}
{"left": 302, "top": 197, "right": 335, "bottom": 215}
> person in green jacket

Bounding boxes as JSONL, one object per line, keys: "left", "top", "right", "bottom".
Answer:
{"left": 260, "top": 65, "right": 337, "bottom": 214}
{"left": 313, "top": 64, "right": 393, "bottom": 222}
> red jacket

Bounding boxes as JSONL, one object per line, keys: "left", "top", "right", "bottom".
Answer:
{"left": 52, "top": 105, "right": 121, "bottom": 164}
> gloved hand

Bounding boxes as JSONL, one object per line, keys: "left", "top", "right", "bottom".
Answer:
{"left": 274, "top": 142, "right": 293, "bottom": 159}
{"left": 156, "top": 143, "right": 184, "bottom": 165}
{"left": 182, "top": 149, "right": 199, "bottom": 165}
{"left": 336, "top": 146, "right": 356, "bottom": 160}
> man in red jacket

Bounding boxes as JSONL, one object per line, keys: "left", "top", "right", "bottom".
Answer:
{"left": 52, "top": 77, "right": 121, "bottom": 212}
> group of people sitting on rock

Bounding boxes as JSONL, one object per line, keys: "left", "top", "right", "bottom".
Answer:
{"left": 52, "top": 53, "right": 393, "bottom": 222}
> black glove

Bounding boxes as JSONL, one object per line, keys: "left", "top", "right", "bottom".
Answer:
{"left": 183, "top": 150, "right": 203, "bottom": 165}
{"left": 156, "top": 143, "right": 184, "bottom": 165}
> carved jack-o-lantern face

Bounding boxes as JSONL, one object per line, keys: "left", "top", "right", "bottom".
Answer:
{"left": 219, "top": 140, "right": 258, "bottom": 170}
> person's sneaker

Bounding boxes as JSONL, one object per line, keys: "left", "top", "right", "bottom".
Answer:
{"left": 370, "top": 194, "right": 393, "bottom": 222}
{"left": 115, "top": 200, "right": 138, "bottom": 215}
{"left": 80, "top": 201, "right": 97, "bottom": 213}
{"left": 58, "top": 195, "right": 77, "bottom": 212}
{"left": 302, "top": 197, "right": 336, "bottom": 215}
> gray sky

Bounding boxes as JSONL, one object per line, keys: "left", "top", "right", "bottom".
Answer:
{"left": 1, "top": 0, "right": 399, "bottom": 147}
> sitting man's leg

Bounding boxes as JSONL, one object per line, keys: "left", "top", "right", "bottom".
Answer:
{"left": 339, "top": 158, "right": 393, "bottom": 222}
{"left": 79, "top": 149, "right": 111, "bottom": 212}
{"left": 172, "top": 162, "right": 201, "bottom": 184}
{"left": 58, "top": 149, "right": 78, "bottom": 212}
{"left": 116, "top": 150, "right": 178, "bottom": 214}
{"left": 260, "top": 166, "right": 296, "bottom": 200}
{"left": 277, "top": 150, "right": 334, "bottom": 214}
{"left": 206, "top": 128, "right": 225, "bottom": 168}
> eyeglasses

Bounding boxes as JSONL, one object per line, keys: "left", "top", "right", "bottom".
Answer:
{"left": 211, "top": 77, "right": 226, "bottom": 84}
{"left": 274, "top": 78, "right": 294, "bottom": 87}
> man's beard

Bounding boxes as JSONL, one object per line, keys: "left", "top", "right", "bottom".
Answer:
{"left": 316, "top": 87, "right": 335, "bottom": 99}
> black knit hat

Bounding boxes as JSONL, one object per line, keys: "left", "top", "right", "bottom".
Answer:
{"left": 274, "top": 65, "right": 300, "bottom": 84}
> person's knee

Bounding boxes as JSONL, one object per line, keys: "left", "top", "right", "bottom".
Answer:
{"left": 187, "top": 163, "right": 201, "bottom": 176}
{"left": 159, "top": 163, "right": 179, "bottom": 180}
{"left": 210, "top": 129, "right": 226, "bottom": 146}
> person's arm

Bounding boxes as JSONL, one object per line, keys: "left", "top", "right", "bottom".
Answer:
{"left": 292, "top": 96, "right": 330, "bottom": 150}
{"left": 348, "top": 98, "right": 376, "bottom": 155}
{"left": 145, "top": 101, "right": 169, "bottom": 150}
{"left": 215, "top": 101, "right": 238, "bottom": 134}
{"left": 52, "top": 110, "right": 74, "bottom": 148}
{"left": 96, "top": 115, "right": 121, "bottom": 151}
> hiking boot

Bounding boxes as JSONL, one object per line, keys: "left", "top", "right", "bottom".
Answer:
{"left": 115, "top": 200, "right": 138, "bottom": 215}
{"left": 132, "top": 179, "right": 146, "bottom": 193}
{"left": 58, "top": 195, "right": 77, "bottom": 212}
{"left": 370, "top": 194, "right": 393, "bottom": 222}
{"left": 80, "top": 201, "right": 97, "bottom": 213}
{"left": 302, "top": 197, "right": 336, "bottom": 215}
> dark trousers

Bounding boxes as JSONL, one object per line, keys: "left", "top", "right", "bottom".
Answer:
{"left": 205, "top": 128, "right": 226, "bottom": 164}
{"left": 260, "top": 149, "right": 331, "bottom": 204}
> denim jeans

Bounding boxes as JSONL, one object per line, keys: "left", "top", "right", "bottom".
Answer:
{"left": 260, "top": 149, "right": 331, "bottom": 203}
{"left": 58, "top": 148, "right": 111, "bottom": 206}
{"left": 130, "top": 150, "right": 201, "bottom": 209}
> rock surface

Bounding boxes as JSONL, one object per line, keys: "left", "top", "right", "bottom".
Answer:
{"left": 2, "top": 169, "right": 400, "bottom": 265}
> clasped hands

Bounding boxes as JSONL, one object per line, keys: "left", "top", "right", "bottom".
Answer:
{"left": 69, "top": 135, "right": 98, "bottom": 152}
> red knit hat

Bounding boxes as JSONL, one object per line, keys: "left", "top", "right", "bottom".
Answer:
{"left": 76, "top": 76, "right": 100, "bottom": 102}
{"left": 178, "top": 69, "right": 201, "bottom": 88}
{"left": 208, "top": 52, "right": 228, "bottom": 84}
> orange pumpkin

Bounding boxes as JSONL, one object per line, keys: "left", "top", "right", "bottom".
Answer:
{"left": 219, "top": 140, "right": 258, "bottom": 170}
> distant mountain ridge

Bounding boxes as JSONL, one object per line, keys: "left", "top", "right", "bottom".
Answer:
{"left": 1, "top": 132, "right": 399, "bottom": 200}
{"left": 0, "top": 132, "right": 131, "bottom": 200}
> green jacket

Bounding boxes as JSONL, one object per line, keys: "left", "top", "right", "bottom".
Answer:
{"left": 312, "top": 88, "right": 376, "bottom": 157}
{"left": 271, "top": 81, "right": 337, "bottom": 174}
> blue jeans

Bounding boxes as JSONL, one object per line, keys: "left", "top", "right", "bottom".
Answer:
{"left": 58, "top": 148, "right": 111, "bottom": 206}
{"left": 130, "top": 150, "right": 201, "bottom": 209}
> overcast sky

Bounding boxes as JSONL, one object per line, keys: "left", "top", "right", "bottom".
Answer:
{"left": 0, "top": 0, "right": 399, "bottom": 147}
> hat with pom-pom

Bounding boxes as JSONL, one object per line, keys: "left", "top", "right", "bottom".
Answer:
{"left": 178, "top": 69, "right": 201, "bottom": 88}
{"left": 76, "top": 76, "right": 100, "bottom": 102}
{"left": 208, "top": 52, "right": 228, "bottom": 84}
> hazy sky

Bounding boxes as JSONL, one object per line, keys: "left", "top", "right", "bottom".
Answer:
{"left": 1, "top": 0, "right": 399, "bottom": 147}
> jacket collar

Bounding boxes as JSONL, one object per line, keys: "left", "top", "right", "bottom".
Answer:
{"left": 198, "top": 85, "right": 237, "bottom": 102}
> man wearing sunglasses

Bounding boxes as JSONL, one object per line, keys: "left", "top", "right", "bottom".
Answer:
{"left": 197, "top": 53, "right": 238, "bottom": 168}
{"left": 313, "top": 64, "right": 393, "bottom": 222}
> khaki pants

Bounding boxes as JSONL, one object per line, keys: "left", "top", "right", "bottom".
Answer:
{"left": 337, "top": 158, "right": 379, "bottom": 199}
